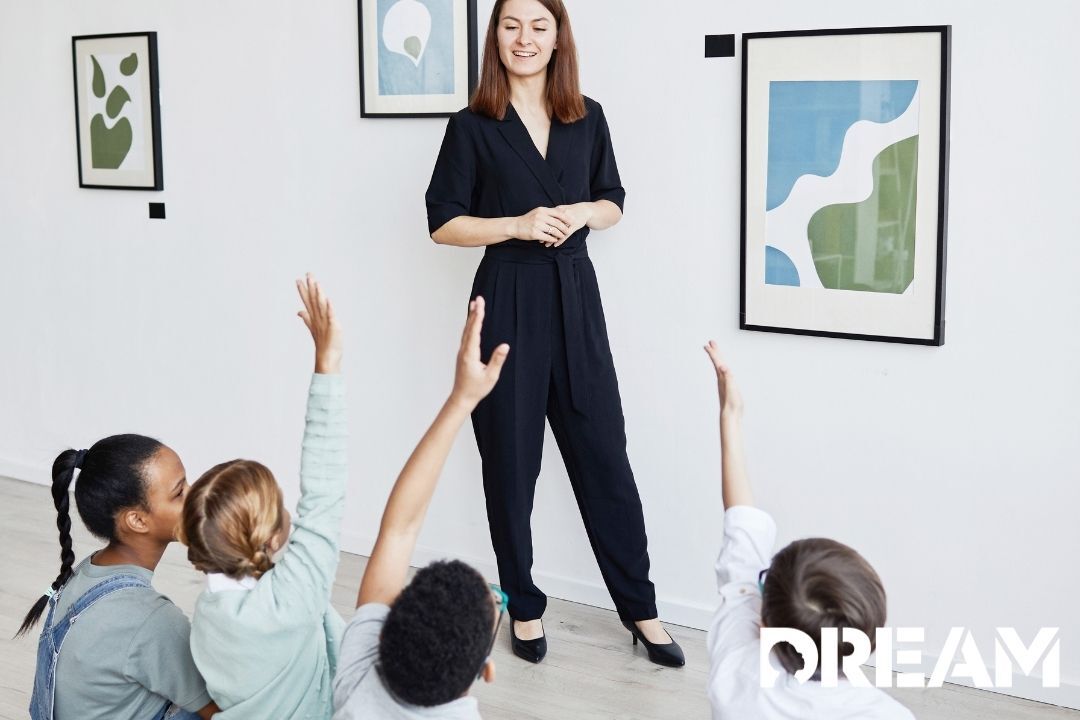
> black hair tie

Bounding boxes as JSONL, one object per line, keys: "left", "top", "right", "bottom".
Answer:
{"left": 74, "top": 449, "right": 88, "bottom": 470}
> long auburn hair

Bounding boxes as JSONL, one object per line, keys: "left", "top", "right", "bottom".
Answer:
{"left": 470, "top": 0, "right": 586, "bottom": 123}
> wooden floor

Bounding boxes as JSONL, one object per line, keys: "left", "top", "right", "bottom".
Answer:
{"left": 2, "top": 476, "right": 1075, "bottom": 720}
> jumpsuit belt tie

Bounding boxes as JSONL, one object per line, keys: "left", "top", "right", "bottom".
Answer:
{"left": 484, "top": 243, "right": 591, "bottom": 415}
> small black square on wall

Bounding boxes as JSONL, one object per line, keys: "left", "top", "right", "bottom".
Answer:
{"left": 705, "top": 34, "right": 736, "bottom": 58}
{"left": 149, "top": 203, "right": 166, "bottom": 219}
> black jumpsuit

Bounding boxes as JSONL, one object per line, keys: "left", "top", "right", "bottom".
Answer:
{"left": 425, "top": 97, "right": 656, "bottom": 623}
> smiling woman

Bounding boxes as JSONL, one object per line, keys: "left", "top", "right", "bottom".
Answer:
{"left": 470, "top": 0, "right": 583, "bottom": 123}
{"left": 425, "top": 0, "right": 686, "bottom": 672}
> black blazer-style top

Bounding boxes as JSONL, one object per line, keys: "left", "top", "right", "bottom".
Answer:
{"left": 425, "top": 96, "right": 626, "bottom": 251}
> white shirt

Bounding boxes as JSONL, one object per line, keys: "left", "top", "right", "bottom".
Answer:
{"left": 707, "top": 506, "right": 915, "bottom": 720}
{"left": 205, "top": 573, "right": 257, "bottom": 593}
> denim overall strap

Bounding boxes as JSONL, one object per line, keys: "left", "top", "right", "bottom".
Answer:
{"left": 29, "top": 573, "right": 149, "bottom": 720}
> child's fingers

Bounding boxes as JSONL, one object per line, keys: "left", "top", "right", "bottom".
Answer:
{"left": 461, "top": 297, "right": 484, "bottom": 355}
{"left": 703, "top": 341, "right": 717, "bottom": 363}
{"left": 297, "top": 278, "right": 312, "bottom": 314}
{"left": 705, "top": 354, "right": 733, "bottom": 383}
{"left": 312, "top": 278, "right": 326, "bottom": 321}
{"left": 460, "top": 300, "right": 477, "bottom": 350}
{"left": 302, "top": 276, "right": 321, "bottom": 321}
{"left": 704, "top": 340, "right": 726, "bottom": 369}
{"left": 317, "top": 286, "right": 328, "bottom": 325}
{"left": 469, "top": 298, "right": 486, "bottom": 348}
{"left": 306, "top": 274, "right": 318, "bottom": 318}
{"left": 486, "top": 343, "right": 510, "bottom": 377}
{"left": 318, "top": 284, "right": 330, "bottom": 320}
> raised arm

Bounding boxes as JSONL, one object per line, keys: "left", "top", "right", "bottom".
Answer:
{"left": 357, "top": 297, "right": 508, "bottom": 607}
{"left": 262, "top": 275, "right": 347, "bottom": 614}
{"left": 704, "top": 341, "right": 753, "bottom": 509}
{"left": 298, "top": 273, "right": 343, "bottom": 376}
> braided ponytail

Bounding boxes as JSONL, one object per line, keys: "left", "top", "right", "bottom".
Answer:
{"left": 240, "top": 548, "right": 275, "bottom": 580}
{"left": 14, "top": 434, "right": 164, "bottom": 639}
{"left": 181, "top": 459, "right": 285, "bottom": 581}
{"left": 16, "top": 449, "right": 82, "bottom": 636}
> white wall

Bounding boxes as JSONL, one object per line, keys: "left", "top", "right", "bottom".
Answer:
{"left": 1, "top": 0, "right": 1077, "bottom": 709}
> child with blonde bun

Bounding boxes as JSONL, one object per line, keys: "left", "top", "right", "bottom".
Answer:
{"left": 180, "top": 274, "right": 347, "bottom": 720}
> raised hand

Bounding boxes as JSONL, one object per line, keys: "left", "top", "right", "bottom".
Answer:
{"left": 514, "top": 207, "right": 573, "bottom": 247}
{"left": 705, "top": 341, "right": 753, "bottom": 507}
{"left": 296, "top": 273, "right": 343, "bottom": 375}
{"left": 704, "top": 340, "right": 743, "bottom": 418}
{"left": 452, "top": 297, "right": 509, "bottom": 410}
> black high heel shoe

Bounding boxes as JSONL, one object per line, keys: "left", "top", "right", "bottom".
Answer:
{"left": 511, "top": 619, "right": 547, "bottom": 664}
{"left": 622, "top": 620, "right": 686, "bottom": 668}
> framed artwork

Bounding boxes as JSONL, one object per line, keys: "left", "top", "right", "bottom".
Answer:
{"left": 359, "top": 0, "right": 478, "bottom": 118}
{"left": 72, "top": 32, "right": 163, "bottom": 190}
{"left": 740, "top": 26, "right": 951, "bottom": 345}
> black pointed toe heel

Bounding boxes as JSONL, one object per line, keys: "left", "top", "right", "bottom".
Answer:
{"left": 511, "top": 619, "right": 547, "bottom": 664}
{"left": 622, "top": 620, "right": 686, "bottom": 668}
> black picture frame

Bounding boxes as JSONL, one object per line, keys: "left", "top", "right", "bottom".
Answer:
{"left": 358, "top": 0, "right": 479, "bottom": 118}
{"left": 72, "top": 32, "right": 163, "bottom": 190}
{"left": 740, "top": 26, "right": 951, "bottom": 345}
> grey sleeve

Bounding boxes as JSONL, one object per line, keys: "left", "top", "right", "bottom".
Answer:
{"left": 333, "top": 604, "right": 391, "bottom": 709}
{"left": 124, "top": 601, "right": 212, "bottom": 712}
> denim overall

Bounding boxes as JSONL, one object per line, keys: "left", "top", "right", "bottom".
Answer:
{"left": 29, "top": 573, "right": 202, "bottom": 720}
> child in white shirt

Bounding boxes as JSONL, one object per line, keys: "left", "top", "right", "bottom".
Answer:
{"left": 703, "top": 341, "right": 915, "bottom": 720}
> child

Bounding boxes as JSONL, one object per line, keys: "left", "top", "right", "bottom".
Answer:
{"left": 20, "top": 435, "right": 216, "bottom": 720}
{"left": 333, "top": 296, "right": 509, "bottom": 719}
{"left": 179, "top": 274, "right": 346, "bottom": 719}
{"left": 703, "top": 341, "right": 914, "bottom": 720}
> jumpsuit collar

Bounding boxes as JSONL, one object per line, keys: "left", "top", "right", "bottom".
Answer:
{"left": 498, "top": 104, "right": 575, "bottom": 207}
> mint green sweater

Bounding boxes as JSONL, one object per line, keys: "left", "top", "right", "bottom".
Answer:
{"left": 190, "top": 374, "right": 347, "bottom": 720}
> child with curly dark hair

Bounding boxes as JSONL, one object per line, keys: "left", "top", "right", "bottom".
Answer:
{"left": 333, "top": 297, "right": 510, "bottom": 719}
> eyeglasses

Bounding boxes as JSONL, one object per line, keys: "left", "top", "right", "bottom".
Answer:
{"left": 491, "top": 583, "right": 509, "bottom": 614}
{"left": 758, "top": 568, "right": 768, "bottom": 595}
{"left": 478, "top": 584, "right": 508, "bottom": 679}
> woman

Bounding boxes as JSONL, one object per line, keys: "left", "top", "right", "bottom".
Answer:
{"left": 19, "top": 436, "right": 217, "bottom": 720}
{"left": 425, "top": 0, "right": 683, "bottom": 668}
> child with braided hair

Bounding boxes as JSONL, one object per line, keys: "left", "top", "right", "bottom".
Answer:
{"left": 19, "top": 435, "right": 217, "bottom": 720}
{"left": 179, "top": 274, "right": 347, "bottom": 719}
